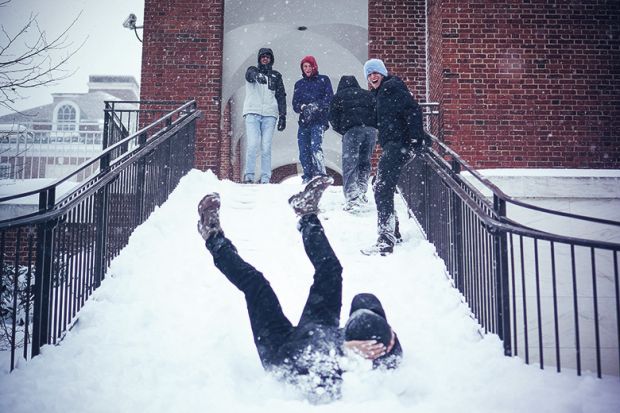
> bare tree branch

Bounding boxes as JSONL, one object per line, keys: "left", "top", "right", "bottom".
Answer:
{"left": 0, "top": 1, "right": 85, "bottom": 113}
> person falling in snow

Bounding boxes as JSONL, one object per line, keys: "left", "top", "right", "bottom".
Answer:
{"left": 197, "top": 176, "right": 402, "bottom": 403}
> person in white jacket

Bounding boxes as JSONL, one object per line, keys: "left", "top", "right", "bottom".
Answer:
{"left": 242, "top": 48, "right": 287, "bottom": 184}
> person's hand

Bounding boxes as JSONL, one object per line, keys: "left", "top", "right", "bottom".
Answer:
{"left": 305, "top": 102, "right": 319, "bottom": 113}
{"left": 277, "top": 115, "right": 286, "bottom": 131}
{"left": 344, "top": 340, "right": 387, "bottom": 360}
{"left": 343, "top": 330, "right": 396, "bottom": 360}
{"left": 256, "top": 73, "right": 267, "bottom": 84}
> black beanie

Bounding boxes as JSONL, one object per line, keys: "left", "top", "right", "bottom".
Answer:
{"left": 349, "top": 293, "right": 387, "bottom": 321}
{"left": 344, "top": 309, "right": 392, "bottom": 347}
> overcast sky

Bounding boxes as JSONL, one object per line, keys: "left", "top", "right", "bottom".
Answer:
{"left": 0, "top": 0, "right": 144, "bottom": 116}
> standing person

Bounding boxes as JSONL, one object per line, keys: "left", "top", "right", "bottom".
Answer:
{"left": 329, "top": 75, "right": 377, "bottom": 212}
{"left": 292, "top": 56, "right": 334, "bottom": 183}
{"left": 196, "top": 176, "right": 402, "bottom": 403}
{"left": 361, "top": 59, "right": 428, "bottom": 256}
{"left": 242, "top": 48, "right": 287, "bottom": 184}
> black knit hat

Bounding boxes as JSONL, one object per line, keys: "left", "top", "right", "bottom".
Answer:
{"left": 344, "top": 309, "right": 392, "bottom": 347}
{"left": 349, "top": 293, "right": 387, "bottom": 320}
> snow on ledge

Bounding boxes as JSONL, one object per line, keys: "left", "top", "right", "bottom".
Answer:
{"left": 461, "top": 169, "right": 620, "bottom": 199}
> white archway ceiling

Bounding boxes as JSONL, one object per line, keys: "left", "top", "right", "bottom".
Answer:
{"left": 223, "top": 0, "right": 369, "bottom": 176}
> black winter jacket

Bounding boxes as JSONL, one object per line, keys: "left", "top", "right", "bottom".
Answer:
{"left": 328, "top": 76, "right": 377, "bottom": 136}
{"left": 372, "top": 75, "right": 427, "bottom": 149}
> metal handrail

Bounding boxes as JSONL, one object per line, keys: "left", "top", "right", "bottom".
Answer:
{"left": 401, "top": 135, "right": 620, "bottom": 378}
{"left": 0, "top": 100, "right": 198, "bottom": 208}
{"left": 428, "top": 132, "right": 620, "bottom": 228}
{"left": 1, "top": 100, "right": 200, "bottom": 372}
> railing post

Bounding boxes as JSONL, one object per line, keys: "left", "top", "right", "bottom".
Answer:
{"left": 451, "top": 158, "right": 465, "bottom": 292}
{"left": 103, "top": 102, "right": 111, "bottom": 150}
{"left": 93, "top": 152, "right": 111, "bottom": 288}
{"left": 494, "top": 194, "right": 512, "bottom": 356}
{"left": 32, "top": 187, "right": 56, "bottom": 356}
{"left": 422, "top": 154, "right": 430, "bottom": 232}
{"left": 164, "top": 117, "right": 173, "bottom": 198}
{"left": 135, "top": 132, "right": 148, "bottom": 223}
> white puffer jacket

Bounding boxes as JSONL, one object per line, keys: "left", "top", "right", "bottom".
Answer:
{"left": 243, "top": 77, "right": 279, "bottom": 118}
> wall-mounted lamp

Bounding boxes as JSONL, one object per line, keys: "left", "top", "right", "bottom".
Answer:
{"left": 122, "top": 13, "right": 143, "bottom": 43}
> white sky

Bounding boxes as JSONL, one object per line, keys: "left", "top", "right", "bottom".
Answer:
{"left": 0, "top": 0, "right": 144, "bottom": 116}
{"left": 1, "top": 170, "right": 618, "bottom": 411}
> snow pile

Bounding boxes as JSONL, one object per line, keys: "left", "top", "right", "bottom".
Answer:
{"left": 1, "top": 169, "right": 618, "bottom": 412}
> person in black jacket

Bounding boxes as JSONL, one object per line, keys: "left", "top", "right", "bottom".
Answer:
{"left": 197, "top": 176, "right": 402, "bottom": 403}
{"left": 242, "top": 48, "right": 287, "bottom": 184}
{"left": 362, "top": 59, "right": 428, "bottom": 256}
{"left": 329, "top": 75, "right": 377, "bottom": 212}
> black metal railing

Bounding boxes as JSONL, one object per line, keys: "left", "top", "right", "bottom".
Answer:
{"left": 0, "top": 100, "right": 200, "bottom": 371}
{"left": 399, "top": 134, "right": 620, "bottom": 378}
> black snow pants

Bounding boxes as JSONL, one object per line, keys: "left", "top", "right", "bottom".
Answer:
{"left": 205, "top": 214, "right": 343, "bottom": 369}
{"left": 374, "top": 140, "right": 413, "bottom": 244}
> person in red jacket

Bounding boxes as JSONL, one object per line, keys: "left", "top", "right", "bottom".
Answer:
{"left": 292, "top": 56, "right": 334, "bottom": 183}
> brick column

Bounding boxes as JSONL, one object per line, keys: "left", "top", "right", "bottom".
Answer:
{"left": 141, "top": 0, "right": 225, "bottom": 174}
{"left": 368, "top": 0, "right": 428, "bottom": 168}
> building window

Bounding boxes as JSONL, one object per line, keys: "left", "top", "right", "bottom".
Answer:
{"left": 0, "top": 163, "right": 10, "bottom": 179}
{"left": 55, "top": 103, "right": 78, "bottom": 131}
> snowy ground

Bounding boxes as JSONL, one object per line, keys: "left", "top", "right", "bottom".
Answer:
{"left": 1, "top": 169, "right": 619, "bottom": 412}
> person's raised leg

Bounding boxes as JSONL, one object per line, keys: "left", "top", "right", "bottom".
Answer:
{"left": 287, "top": 177, "right": 342, "bottom": 327}
{"left": 197, "top": 193, "right": 292, "bottom": 366}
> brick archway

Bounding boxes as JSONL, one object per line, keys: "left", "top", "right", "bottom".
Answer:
{"left": 271, "top": 163, "right": 343, "bottom": 186}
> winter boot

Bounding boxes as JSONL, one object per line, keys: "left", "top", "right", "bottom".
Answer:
{"left": 197, "top": 193, "right": 223, "bottom": 241}
{"left": 288, "top": 175, "right": 334, "bottom": 217}
{"left": 375, "top": 234, "right": 394, "bottom": 255}
{"left": 361, "top": 234, "right": 394, "bottom": 256}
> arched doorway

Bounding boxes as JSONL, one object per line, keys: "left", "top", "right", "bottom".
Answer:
{"left": 221, "top": 0, "right": 369, "bottom": 183}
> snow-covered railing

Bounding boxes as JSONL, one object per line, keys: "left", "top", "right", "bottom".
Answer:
{"left": 0, "top": 100, "right": 200, "bottom": 372}
{"left": 399, "top": 134, "right": 620, "bottom": 378}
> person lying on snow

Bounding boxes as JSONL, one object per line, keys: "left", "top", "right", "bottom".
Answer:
{"left": 196, "top": 175, "right": 403, "bottom": 403}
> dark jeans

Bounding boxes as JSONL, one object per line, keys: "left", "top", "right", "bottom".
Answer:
{"left": 205, "top": 214, "right": 343, "bottom": 368}
{"left": 297, "top": 124, "right": 327, "bottom": 182}
{"left": 374, "top": 140, "right": 413, "bottom": 244}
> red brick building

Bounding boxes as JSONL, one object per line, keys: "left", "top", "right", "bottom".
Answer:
{"left": 140, "top": 0, "right": 619, "bottom": 181}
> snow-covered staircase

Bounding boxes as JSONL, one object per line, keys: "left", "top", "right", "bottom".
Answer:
{"left": 1, "top": 170, "right": 618, "bottom": 412}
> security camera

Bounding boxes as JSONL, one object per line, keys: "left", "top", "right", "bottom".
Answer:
{"left": 123, "top": 13, "right": 137, "bottom": 30}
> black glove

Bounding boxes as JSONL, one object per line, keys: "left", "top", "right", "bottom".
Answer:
{"left": 277, "top": 115, "right": 286, "bottom": 131}
{"left": 302, "top": 103, "right": 319, "bottom": 123}
{"left": 256, "top": 73, "right": 267, "bottom": 84}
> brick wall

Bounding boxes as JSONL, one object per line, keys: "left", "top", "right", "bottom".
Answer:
{"left": 368, "top": 0, "right": 428, "bottom": 169}
{"left": 368, "top": 0, "right": 427, "bottom": 98}
{"left": 140, "top": 1, "right": 619, "bottom": 172}
{"left": 427, "top": 0, "right": 620, "bottom": 168}
{"left": 140, "top": 0, "right": 226, "bottom": 175}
